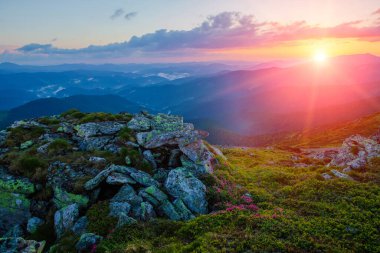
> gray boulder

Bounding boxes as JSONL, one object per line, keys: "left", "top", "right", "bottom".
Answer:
{"left": 132, "top": 202, "right": 156, "bottom": 221}
{"left": 106, "top": 172, "right": 136, "bottom": 185}
{"left": 129, "top": 171, "right": 159, "bottom": 187}
{"left": 0, "top": 193, "right": 31, "bottom": 234}
{"left": 71, "top": 216, "right": 88, "bottom": 236}
{"left": 116, "top": 214, "right": 137, "bottom": 228}
{"left": 159, "top": 200, "right": 181, "bottom": 221}
{"left": 84, "top": 165, "right": 138, "bottom": 190}
{"left": 0, "top": 237, "right": 45, "bottom": 253}
{"left": 26, "top": 217, "right": 44, "bottom": 234}
{"left": 329, "top": 135, "right": 380, "bottom": 169}
{"left": 109, "top": 202, "right": 131, "bottom": 218}
{"left": 143, "top": 150, "right": 157, "bottom": 170}
{"left": 111, "top": 184, "right": 143, "bottom": 206}
{"left": 54, "top": 203, "right": 79, "bottom": 239}
{"left": 127, "top": 115, "right": 151, "bottom": 131}
{"left": 173, "top": 198, "right": 195, "bottom": 220}
{"left": 75, "top": 122, "right": 125, "bottom": 138}
{"left": 89, "top": 156, "right": 107, "bottom": 164}
{"left": 142, "top": 185, "right": 168, "bottom": 203}
{"left": 179, "top": 140, "right": 215, "bottom": 174}
{"left": 75, "top": 233, "right": 103, "bottom": 252}
{"left": 165, "top": 168, "right": 208, "bottom": 215}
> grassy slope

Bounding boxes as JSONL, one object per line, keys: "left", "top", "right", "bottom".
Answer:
{"left": 97, "top": 147, "right": 380, "bottom": 252}
{"left": 277, "top": 112, "right": 380, "bottom": 148}
{"left": 207, "top": 112, "right": 380, "bottom": 148}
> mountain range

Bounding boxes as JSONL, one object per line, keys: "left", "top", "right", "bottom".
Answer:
{"left": 1, "top": 54, "right": 379, "bottom": 143}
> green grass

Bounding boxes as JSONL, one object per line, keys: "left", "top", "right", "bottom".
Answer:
{"left": 277, "top": 112, "right": 380, "bottom": 148}
{"left": 95, "top": 147, "right": 380, "bottom": 252}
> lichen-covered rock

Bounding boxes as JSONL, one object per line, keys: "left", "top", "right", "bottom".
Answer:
{"left": 331, "top": 170, "right": 353, "bottom": 180}
{"left": 143, "top": 150, "right": 157, "bottom": 170}
{"left": 106, "top": 172, "right": 136, "bottom": 185}
{"left": 79, "top": 136, "right": 116, "bottom": 152}
{"left": 136, "top": 129, "right": 202, "bottom": 149}
{"left": 53, "top": 187, "right": 89, "bottom": 209}
{"left": 173, "top": 198, "right": 195, "bottom": 220}
{"left": 71, "top": 216, "right": 88, "bottom": 236}
{"left": 20, "top": 140, "right": 33, "bottom": 150}
{"left": 132, "top": 202, "right": 156, "bottom": 221}
{"left": 75, "top": 122, "right": 125, "bottom": 138}
{"left": 158, "top": 200, "right": 181, "bottom": 221}
{"left": 54, "top": 203, "right": 79, "bottom": 239}
{"left": 0, "top": 237, "right": 45, "bottom": 253}
{"left": 0, "top": 168, "right": 35, "bottom": 194}
{"left": 116, "top": 214, "right": 137, "bottom": 228}
{"left": 36, "top": 142, "right": 50, "bottom": 154}
{"left": 142, "top": 185, "right": 168, "bottom": 203}
{"left": 165, "top": 168, "right": 207, "bottom": 215}
{"left": 47, "top": 161, "right": 97, "bottom": 192}
{"left": 84, "top": 164, "right": 138, "bottom": 190}
{"left": 26, "top": 217, "right": 44, "bottom": 234}
{"left": 109, "top": 202, "right": 131, "bottom": 218}
{"left": 127, "top": 114, "right": 151, "bottom": 131}
{"left": 111, "top": 184, "right": 142, "bottom": 206}
{"left": 0, "top": 192, "right": 31, "bottom": 235}
{"left": 179, "top": 140, "right": 216, "bottom": 174}
{"left": 129, "top": 170, "right": 159, "bottom": 187}
{"left": 329, "top": 135, "right": 380, "bottom": 169}
{"left": 75, "top": 233, "right": 102, "bottom": 252}
{"left": 88, "top": 156, "right": 106, "bottom": 164}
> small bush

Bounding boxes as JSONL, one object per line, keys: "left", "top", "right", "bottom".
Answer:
{"left": 38, "top": 117, "right": 60, "bottom": 125}
{"left": 119, "top": 147, "right": 153, "bottom": 174}
{"left": 118, "top": 127, "right": 135, "bottom": 142}
{"left": 87, "top": 201, "right": 118, "bottom": 237}
{"left": 10, "top": 154, "right": 48, "bottom": 180}
{"left": 61, "top": 109, "right": 85, "bottom": 119}
{"left": 6, "top": 126, "right": 45, "bottom": 147}
{"left": 47, "top": 139, "right": 72, "bottom": 155}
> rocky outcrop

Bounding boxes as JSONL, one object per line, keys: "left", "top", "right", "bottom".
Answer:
{"left": 0, "top": 111, "right": 222, "bottom": 251}
{"left": 319, "top": 132, "right": 380, "bottom": 180}
{"left": 329, "top": 135, "right": 380, "bottom": 170}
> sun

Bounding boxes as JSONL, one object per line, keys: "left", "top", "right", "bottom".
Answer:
{"left": 313, "top": 50, "right": 328, "bottom": 63}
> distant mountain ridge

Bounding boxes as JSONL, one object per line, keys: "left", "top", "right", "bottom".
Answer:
{"left": 0, "top": 95, "right": 145, "bottom": 129}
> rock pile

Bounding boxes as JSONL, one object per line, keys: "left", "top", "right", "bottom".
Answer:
{"left": 320, "top": 130, "right": 380, "bottom": 180}
{"left": 0, "top": 111, "right": 222, "bottom": 251}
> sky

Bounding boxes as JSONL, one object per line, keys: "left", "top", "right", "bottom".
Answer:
{"left": 0, "top": 0, "right": 379, "bottom": 64}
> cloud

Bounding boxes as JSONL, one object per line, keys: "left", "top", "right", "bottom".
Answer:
{"left": 110, "top": 8, "right": 124, "bottom": 19}
{"left": 4, "top": 11, "right": 380, "bottom": 63}
{"left": 372, "top": 8, "right": 380, "bottom": 15}
{"left": 125, "top": 12, "right": 137, "bottom": 20}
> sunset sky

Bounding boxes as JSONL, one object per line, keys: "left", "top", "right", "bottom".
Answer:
{"left": 0, "top": 0, "right": 379, "bottom": 64}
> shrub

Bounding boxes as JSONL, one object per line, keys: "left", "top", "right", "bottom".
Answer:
{"left": 38, "top": 117, "right": 60, "bottom": 126}
{"left": 61, "top": 109, "right": 85, "bottom": 119}
{"left": 86, "top": 201, "right": 118, "bottom": 237}
{"left": 5, "top": 126, "right": 45, "bottom": 147}
{"left": 47, "top": 139, "right": 72, "bottom": 155}
{"left": 118, "top": 127, "right": 135, "bottom": 142}
{"left": 10, "top": 154, "right": 48, "bottom": 180}
{"left": 118, "top": 147, "right": 153, "bottom": 174}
